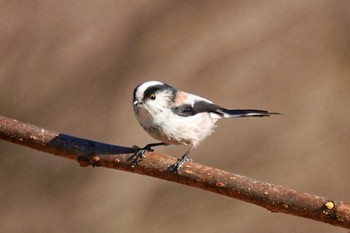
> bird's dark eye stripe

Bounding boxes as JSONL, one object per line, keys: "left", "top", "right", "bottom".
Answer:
{"left": 144, "top": 85, "right": 162, "bottom": 99}
{"left": 143, "top": 84, "right": 177, "bottom": 101}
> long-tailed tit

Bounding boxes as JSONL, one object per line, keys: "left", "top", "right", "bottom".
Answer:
{"left": 133, "top": 81, "right": 279, "bottom": 173}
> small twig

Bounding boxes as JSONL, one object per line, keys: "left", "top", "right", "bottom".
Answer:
{"left": 0, "top": 115, "right": 349, "bottom": 229}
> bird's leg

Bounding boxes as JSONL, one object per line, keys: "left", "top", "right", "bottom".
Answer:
{"left": 131, "top": 142, "right": 167, "bottom": 164}
{"left": 169, "top": 146, "right": 193, "bottom": 174}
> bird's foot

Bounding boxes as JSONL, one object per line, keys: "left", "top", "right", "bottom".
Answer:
{"left": 129, "top": 145, "right": 154, "bottom": 165}
{"left": 168, "top": 156, "right": 192, "bottom": 174}
{"left": 130, "top": 142, "right": 167, "bottom": 165}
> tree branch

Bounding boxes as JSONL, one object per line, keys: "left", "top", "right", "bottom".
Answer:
{"left": 0, "top": 115, "right": 349, "bottom": 229}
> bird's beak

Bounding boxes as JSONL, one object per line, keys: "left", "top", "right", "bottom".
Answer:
{"left": 133, "top": 100, "right": 140, "bottom": 106}
{"left": 133, "top": 99, "right": 142, "bottom": 113}
{"left": 133, "top": 99, "right": 143, "bottom": 107}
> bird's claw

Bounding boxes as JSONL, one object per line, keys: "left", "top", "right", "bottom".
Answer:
{"left": 168, "top": 156, "right": 192, "bottom": 174}
{"left": 130, "top": 145, "right": 154, "bottom": 165}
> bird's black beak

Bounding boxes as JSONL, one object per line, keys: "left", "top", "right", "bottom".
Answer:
{"left": 133, "top": 100, "right": 141, "bottom": 106}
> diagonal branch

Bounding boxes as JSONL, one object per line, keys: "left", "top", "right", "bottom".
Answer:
{"left": 0, "top": 115, "right": 349, "bottom": 229}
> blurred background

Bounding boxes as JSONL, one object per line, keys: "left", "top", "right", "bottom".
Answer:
{"left": 1, "top": 1, "right": 349, "bottom": 232}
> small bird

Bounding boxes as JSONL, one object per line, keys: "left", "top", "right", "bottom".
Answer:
{"left": 133, "top": 81, "right": 279, "bottom": 173}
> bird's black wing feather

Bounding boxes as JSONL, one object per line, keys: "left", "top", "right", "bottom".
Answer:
{"left": 172, "top": 101, "right": 224, "bottom": 117}
{"left": 173, "top": 101, "right": 280, "bottom": 118}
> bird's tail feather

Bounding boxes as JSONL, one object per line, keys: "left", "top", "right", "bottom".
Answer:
{"left": 218, "top": 109, "right": 281, "bottom": 118}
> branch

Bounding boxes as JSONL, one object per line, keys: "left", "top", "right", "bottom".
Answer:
{"left": 0, "top": 115, "right": 349, "bottom": 229}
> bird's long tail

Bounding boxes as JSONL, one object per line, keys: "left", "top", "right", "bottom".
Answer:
{"left": 218, "top": 109, "right": 281, "bottom": 118}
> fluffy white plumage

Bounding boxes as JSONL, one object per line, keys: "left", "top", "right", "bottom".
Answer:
{"left": 134, "top": 81, "right": 216, "bottom": 147}
{"left": 133, "top": 81, "right": 279, "bottom": 172}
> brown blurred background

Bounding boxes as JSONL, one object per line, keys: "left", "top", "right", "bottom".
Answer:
{"left": 1, "top": 1, "right": 349, "bottom": 232}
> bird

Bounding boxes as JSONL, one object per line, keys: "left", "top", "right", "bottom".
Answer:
{"left": 132, "top": 81, "right": 279, "bottom": 173}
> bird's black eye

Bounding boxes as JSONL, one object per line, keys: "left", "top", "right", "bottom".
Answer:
{"left": 150, "top": 93, "right": 156, "bottom": 100}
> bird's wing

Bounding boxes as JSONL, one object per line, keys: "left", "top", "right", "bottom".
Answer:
{"left": 173, "top": 101, "right": 280, "bottom": 118}
{"left": 172, "top": 100, "right": 224, "bottom": 117}
{"left": 172, "top": 91, "right": 280, "bottom": 118}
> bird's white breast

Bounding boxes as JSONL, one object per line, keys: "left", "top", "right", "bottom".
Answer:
{"left": 135, "top": 105, "right": 217, "bottom": 147}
